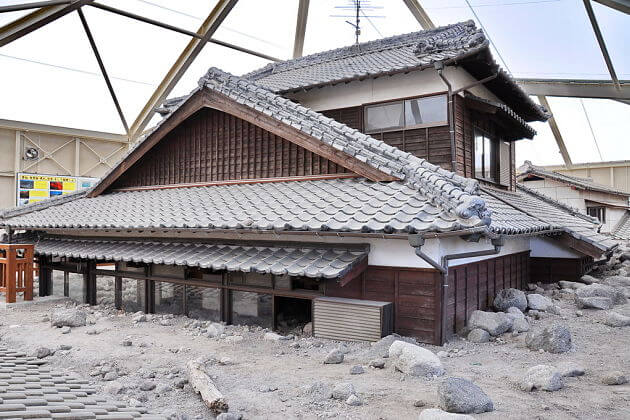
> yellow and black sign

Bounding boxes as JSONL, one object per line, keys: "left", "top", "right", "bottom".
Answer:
{"left": 17, "top": 173, "right": 98, "bottom": 206}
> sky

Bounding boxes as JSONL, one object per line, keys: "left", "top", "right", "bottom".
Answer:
{"left": 0, "top": 0, "right": 628, "bottom": 167}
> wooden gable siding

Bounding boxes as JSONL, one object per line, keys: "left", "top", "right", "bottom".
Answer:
{"left": 112, "top": 108, "right": 349, "bottom": 189}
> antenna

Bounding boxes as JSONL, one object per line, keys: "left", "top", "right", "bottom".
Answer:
{"left": 331, "top": 0, "right": 385, "bottom": 45}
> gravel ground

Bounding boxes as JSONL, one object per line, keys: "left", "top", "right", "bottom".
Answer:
{"left": 0, "top": 276, "right": 628, "bottom": 419}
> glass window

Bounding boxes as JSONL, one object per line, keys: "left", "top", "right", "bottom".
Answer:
{"left": 587, "top": 206, "right": 606, "bottom": 223}
{"left": 365, "top": 102, "right": 404, "bottom": 132}
{"left": 187, "top": 286, "right": 221, "bottom": 321}
{"left": 474, "top": 129, "right": 496, "bottom": 182}
{"left": 404, "top": 95, "right": 447, "bottom": 127}
{"left": 231, "top": 291, "right": 272, "bottom": 328}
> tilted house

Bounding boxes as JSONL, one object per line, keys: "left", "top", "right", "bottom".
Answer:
{"left": 0, "top": 22, "right": 618, "bottom": 345}
{"left": 518, "top": 161, "right": 630, "bottom": 238}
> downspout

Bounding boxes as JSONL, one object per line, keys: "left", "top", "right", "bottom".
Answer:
{"left": 410, "top": 235, "right": 504, "bottom": 345}
{"left": 435, "top": 61, "right": 457, "bottom": 173}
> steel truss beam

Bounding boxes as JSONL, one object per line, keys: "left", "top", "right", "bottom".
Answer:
{"left": 583, "top": 0, "right": 621, "bottom": 90}
{"left": 0, "top": 0, "right": 93, "bottom": 48}
{"left": 593, "top": 0, "right": 630, "bottom": 14}
{"left": 0, "top": 1, "right": 71, "bottom": 13}
{"left": 537, "top": 96, "right": 573, "bottom": 168}
{"left": 292, "top": 0, "right": 309, "bottom": 58}
{"left": 77, "top": 8, "right": 129, "bottom": 135}
{"left": 128, "top": 0, "right": 239, "bottom": 140}
{"left": 402, "top": 0, "right": 435, "bottom": 29}
{"left": 516, "top": 78, "right": 630, "bottom": 100}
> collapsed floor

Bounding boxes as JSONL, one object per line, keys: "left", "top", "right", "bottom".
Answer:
{"left": 1, "top": 255, "right": 629, "bottom": 419}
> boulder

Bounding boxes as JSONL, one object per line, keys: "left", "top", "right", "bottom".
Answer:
{"left": 525, "top": 324, "right": 572, "bottom": 353}
{"left": 559, "top": 281, "right": 585, "bottom": 290}
{"left": 51, "top": 309, "right": 87, "bottom": 328}
{"left": 437, "top": 377, "right": 494, "bottom": 414}
{"left": 618, "top": 252, "right": 630, "bottom": 263}
{"left": 346, "top": 394, "right": 363, "bottom": 406}
{"left": 104, "top": 381, "right": 126, "bottom": 395}
{"left": 603, "top": 311, "right": 630, "bottom": 327}
{"left": 494, "top": 288, "right": 527, "bottom": 312}
{"left": 263, "top": 332, "right": 283, "bottom": 341}
{"left": 467, "top": 328, "right": 490, "bottom": 343}
{"left": 603, "top": 275, "right": 630, "bottom": 288}
{"left": 349, "top": 365, "right": 365, "bottom": 375}
{"left": 468, "top": 311, "right": 513, "bottom": 336}
{"left": 207, "top": 323, "right": 225, "bottom": 338}
{"left": 576, "top": 283, "right": 627, "bottom": 305}
{"left": 579, "top": 275, "right": 598, "bottom": 285}
{"left": 506, "top": 306, "right": 525, "bottom": 318}
{"left": 557, "top": 362, "right": 585, "bottom": 378}
{"left": 527, "top": 294, "right": 553, "bottom": 311}
{"left": 302, "top": 322, "right": 313, "bottom": 337}
{"left": 369, "top": 359, "right": 385, "bottom": 369}
{"left": 388, "top": 340, "right": 445, "bottom": 378}
{"left": 418, "top": 409, "right": 475, "bottom": 420}
{"left": 35, "top": 347, "right": 53, "bottom": 359}
{"left": 324, "top": 349, "right": 344, "bottom": 364}
{"left": 331, "top": 382, "right": 355, "bottom": 400}
{"left": 575, "top": 296, "right": 613, "bottom": 310}
{"left": 520, "top": 365, "right": 564, "bottom": 392}
{"left": 601, "top": 371, "right": 628, "bottom": 385}
{"left": 511, "top": 317, "right": 530, "bottom": 333}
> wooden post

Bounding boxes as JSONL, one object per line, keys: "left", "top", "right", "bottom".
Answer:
{"left": 23, "top": 246, "right": 33, "bottom": 301}
{"left": 114, "top": 262, "right": 122, "bottom": 310}
{"left": 5, "top": 247, "right": 16, "bottom": 303}
{"left": 39, "top": 256, "right": 52, "bottom": 297}
{"left": 63, "top": 271, "right": 69, "bottom": 297}
{"left": 83, "top": 261, "right": 97, "bottom": 305}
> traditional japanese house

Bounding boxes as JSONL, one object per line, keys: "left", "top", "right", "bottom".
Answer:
{"left": 518, "top": 161, "right": 630, "bottom": 238}
{"left": 0, "top": 21, "right": 618, "bottom": 344}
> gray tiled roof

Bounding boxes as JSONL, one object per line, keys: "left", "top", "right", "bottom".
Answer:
{"left": 1, "top": 178, "right": 485, "bottom": 233}
{"left": 0, "top": 346, "right": 164, "bottom": 419}
{"left": 243, "top": 21, "right": 548, "bottom": 122}
{"left": 484, "top": 185, "right": 619, "bottom": 252}
{"left": 612, "top": 211, "right": 630, "bottom": 240}
{"left": 464, "top": 93, "right": 536, "bottom": 139}
{"left": 33, "top": 237, "right": 368, "bottom": 279}
{"left": 518, "top": 161, "right": 630, "bottom": 197}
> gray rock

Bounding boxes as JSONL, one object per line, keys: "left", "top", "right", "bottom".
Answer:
{"left": 156, "top": 384, "right": 172, "bottom": 394}
{"left": 520, "top": 365, "right": 564, "bottom": 392}
{"left": 346, "top": 394, "right": 363, "bottom": 406}
{"left": 511, "top": 317, "right": 530, "bottom": 333}
{"left": 619, "top": 252, "right": 630, "bottom": 262}
{"left": 527, "top": 294, "right": 553, "bottom": 311}
{"left": 35, "top": 347, "right": 52, "bottom": 359}
{"left": 603, "top": 275, "right": 630, "bottom": 288}
{"left": 557, "top": 362, "right": 585, "bottom": 377}
{"left": 173, "top": 378, "right": 188, "bottom": 389}
{"left": 302, "top": 381, "right": 332, "bottom": 401}
{"left": 60, "top": 326, "right": 71, "bottom": 334}
{"left": 418, "top": 409, "right": 475, "bottom": 419}
{"left": 437, "top": 377, "right": 494, "bottom": 414}
{"left": 206, "top": 323, "right": 225, "bottom": 338}
{"left": 51, "top": 309, "right": 87, "bottom": 327}
{"left": 58, "top": 344, "right": 72, "bottom": 350}
{"left": 264, "top": 332, "right": 283, "bottom": 341}
{"left": 525, "top": 324, "right": 572, "bottom": 353}
{"left": 601, "top": 371, "right": 628, "bottom": 385}
{"left": 576, "top": 283, "right": 627, "bottom": 305}
{"left": 302, "top": 322, "right": 313, "bottom": 337}
{"left": 579, "top": 275, "right": 598, "bottom": 285}
{"left": 468, "top": 310, "right": 513, "bottom": 336}
{"left": 506, "top": 306, "right": 525, "bottom": 318}
{"left": 369, "top": 359, "right": 385, "bottom": 369}
{"left": 103, "top": 381, "right": 126, "bottom": 395}
{"left": 559, "top": 281, "right": 585, "bottom": 290}
{"left": 467, "top": 328, "right": 490, "bottom": 343}
{"left": 575, "top": 296, "right": 613, "bottom": 310}
{"left": 103, "top": 371, "right": 118, "bottom": 381}
{"left": 324, "top": 349, "right": 344, "bottom": 364}
{"left": 122, "top": 340, "right": 132, "bottom": 347}
{"left": 494, "top": 288, "right": 527, "bottom": 312}
{"left": 604, "top": 311, "right": 630, "bottom": 327}
{"left": 349, "top": 365, "right": 364, "bottom": 375}
{"left": 332, "top": 382, "right": 355, "bottom": 400}
{"left": 132, "top": 314, "right": 146, "bottom": 323}
{"left": 140, "top": 381, "right": 156, "bottom": 391}
{"left": 388, "top": 340, "right": 445, "bottom": 377}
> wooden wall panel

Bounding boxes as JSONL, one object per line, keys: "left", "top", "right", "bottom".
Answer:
{"left": 530, "top": 256, "right": 592, "bottom": 283}
{"left": 445, "top": 251, "right": 529, "bottom": 338}
{"left": 112, "top": 108, "right": 349, "bottom": 188}
{"left": 325, "top": 266, "right": 442, "bottom": 345}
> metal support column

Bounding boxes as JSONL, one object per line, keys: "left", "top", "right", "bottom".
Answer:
{"left": 293, "top": 0, "right": 310, "bottom": 58}
{"left": 537, "top": 95, "right": 573, "bottom": 168}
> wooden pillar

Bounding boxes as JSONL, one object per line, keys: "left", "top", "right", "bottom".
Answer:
{"left": 83, "top": 261, "right": 97, "bottom": 305}
{"left": 39, "top": 256, "right": 52, "bottom": 297}
{"left": 144, "top": 265, "right": 155, "bottom": 314}
{"left": 5, "top": 247, "right": 16, "bottom": 303}
{"left": 63, "top": 271, "right": 69, "bottom": 297}
{"left": 114, "top": 262, "right": 122, "bottom": 310}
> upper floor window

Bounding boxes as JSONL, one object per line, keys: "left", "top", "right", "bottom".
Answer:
{"left": 474, "top": 129, "right": 496, "bottom": 182}
{"left": 364, "top": 94, "right": 447, "bottom": 133}
{"left": 586, "top": 206, "right": 606, "bottom": 223}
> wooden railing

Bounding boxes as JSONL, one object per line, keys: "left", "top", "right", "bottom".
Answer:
{"left": 0, "top": 244, "right": 34, "bottom": 303}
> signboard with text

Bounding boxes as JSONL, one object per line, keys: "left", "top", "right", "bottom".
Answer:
{"left": 16, "top": 173, "right": 98, "bottom": 206}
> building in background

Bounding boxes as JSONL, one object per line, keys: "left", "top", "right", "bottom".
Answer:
{"left": 0, "top": 118, "right": 129, "bottom": 209}
{"left": 518, "top": 161, "right": 630, "bottom": 237}
{"left": 539, "top": 160, "right": 630, "bottom": 195}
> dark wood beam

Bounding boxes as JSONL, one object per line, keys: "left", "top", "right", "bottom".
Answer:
{"left": 338, "top": 256, "right": 368, "bottom": 287}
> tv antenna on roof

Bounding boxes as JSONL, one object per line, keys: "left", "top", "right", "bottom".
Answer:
{"left": 331, "top": 0, "right": 385, "bottom": 45}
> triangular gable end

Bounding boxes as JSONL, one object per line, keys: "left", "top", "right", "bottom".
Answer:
{"left": 90, "top": 89, "right": 397, "bottom": 197}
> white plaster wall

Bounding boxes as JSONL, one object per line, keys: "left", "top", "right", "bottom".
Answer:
{"left": 530, "top": 237, "right": 583, "bottom": 258}
{"left": 439, "top": 236, "right": 531, "bottom": 267}
{"left": 603, "top": 207, "right": 626, "bottom": 233}
{"left": 286, "top": 67, "right": 500, "bottom": 112}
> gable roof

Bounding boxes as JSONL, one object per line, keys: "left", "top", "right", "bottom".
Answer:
{"left": 463, "top": 93, "right": 536, "bottom": 140}
{"left": 612, "top": 211, "right": 630, "bottom": 240}
{"left": 518, "top": 161, "right": 630, "bottom": 197}
{"left": 243, "top": 21, "right": 549, "bottom": 122}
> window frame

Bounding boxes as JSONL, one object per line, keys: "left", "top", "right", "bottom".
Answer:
{"left": 586, "top": 206, "right": 606, "bottom": 223}
{"left": 474, "top": 127, "right": 499, "bottom": 183}
{"left": 363, "top": 93, "right": 449, "bottom": 134}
